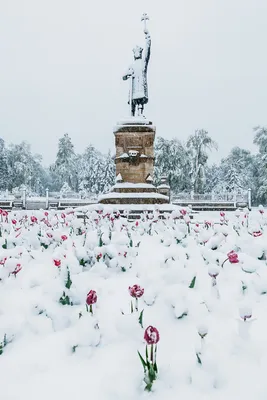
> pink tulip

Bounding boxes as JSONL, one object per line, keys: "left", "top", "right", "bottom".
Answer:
{"left": 253, "top": 231, "right": 262, "bottom": 237}
{"left": 129, "top": 284, "right": 144, "bottom": 298}
{"left": 227, "top": 250, "right": 239, "bottom": 264}
{"left": 144, "top": 326, "right": 160, "bottom": 345}
{"left": 12, "top": 263, "right": 22, "bottom": 276}
{"left": 86, "top": 290, "right": 97, "bottom": 306}
{"left": 61, "top": 235, "right": 68, "bottom": 241}
{"left": 31, "top": 216, "right": 38, "bottom": 223}
{"left": 53, "top": 259, "right": 61, "bottom": 267}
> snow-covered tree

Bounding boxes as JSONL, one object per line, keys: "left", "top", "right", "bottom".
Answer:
{"left": 51, "top": 133, "right": 77, "bottom": 190}
{"left": 154, "top": 137, "right": 189, "bottom": 192}
{"left": 77, "top": 145, "right": 104, "bottom": 194}
{"left": 0, "top": 138, "right": 9, "bottom": 190}
{"left": 7, "top": 141, "right": 46, "bottom": 194}
{"left": 186, "top": 130, "right": 217, "bottom": 195}
{"left": 253, "top": 126, "right": 267, "bottom": 203}
{"left": 99, "top": 150, "right": 115, "bottom": 193}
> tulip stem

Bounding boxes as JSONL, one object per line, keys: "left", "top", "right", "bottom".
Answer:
{"left": 135, "top": 298, "right": 138, "bottom": 312}
{"left": 90, "top": 304, "right": 93, "bottom": 315}
{"left": 221, "top": 258, "right": 228, "bottom": 268}
{"left": 150, "top": 344, "right": 153, "bottom": 364}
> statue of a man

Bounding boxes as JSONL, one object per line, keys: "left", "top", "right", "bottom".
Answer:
{"left": 123, "top": 28, "right": 151, "bottom": 117}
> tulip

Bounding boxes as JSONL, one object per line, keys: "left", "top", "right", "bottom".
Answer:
{"left": 31, "top": 216, "right": 38, "bottom": 223}
{"left": 11, "top": 219, "right": 17, "bottom": 225}
{"left": 129, "top": 284, "right": 145, "bottom": 312}
{"left": 53, "top": 259, "right": 61, "bottom": 267}
{"left": 138, "top": 326, "right": 160, "bottom": 391}
{"left": 86, "top": 290, "right": 97, "bottom": 314}
{"left": 129, "top": 284, "right": 144, "bottom": 298}
{"left": 61, "top": 235, "right": 68, "bottom": 241}
{"left": 227, "top": 250, "right": 239, "bottom": 264}
{"left": 252, "top": 231, "right": 262, "bottom": 237}
{"left": 12, "top": 263, "right": 22, "bottom": 276}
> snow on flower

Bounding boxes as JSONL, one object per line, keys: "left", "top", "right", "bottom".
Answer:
{"left": 227, "top": 250, "right": 239, "bottom": 264}
{"left": 129, "top": 284, "right": 144, "bottom": 298}
{"left": 144, "top": 325, "right": 160, "bottom": 345}
{"left": 86, "top": 290, "right": 97, "bottom": 305}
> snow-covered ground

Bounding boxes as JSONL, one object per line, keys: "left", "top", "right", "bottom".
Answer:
{"left": 1, "top": 206, "right": 267, "bottom": 400}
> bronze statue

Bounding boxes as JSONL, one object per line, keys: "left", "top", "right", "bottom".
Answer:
{"left": 123, "top": 14, "right": 151, "bottom": 117}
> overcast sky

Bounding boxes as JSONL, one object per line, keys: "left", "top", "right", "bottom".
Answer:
{"left": 1, "top": 0, "right": 267, "bottom": 165}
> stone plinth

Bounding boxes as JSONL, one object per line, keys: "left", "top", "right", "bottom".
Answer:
{"left": 98, "top": 118, "right": 170, "bottom": 206}
{"left": 114, "top": 119, "right": 155, "bottom": 183}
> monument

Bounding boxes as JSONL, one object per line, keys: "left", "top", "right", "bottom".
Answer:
{"left": 99, "top": 14, "right": 170, "bottom": 205}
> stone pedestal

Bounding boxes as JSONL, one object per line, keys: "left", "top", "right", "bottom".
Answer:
{"left": 114, "top": 120, "right": 155, "bottom": 183}
{"left": 99, "top": 118, "right": 169, "bottom": 205}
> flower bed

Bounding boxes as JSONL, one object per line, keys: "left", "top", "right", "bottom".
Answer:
{"left": 0, "top": 206, "right": 267, "bottom": 399}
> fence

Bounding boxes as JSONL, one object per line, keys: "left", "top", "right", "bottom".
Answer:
{"left": 171, "top": 189, "right": 251, "bottom": 208}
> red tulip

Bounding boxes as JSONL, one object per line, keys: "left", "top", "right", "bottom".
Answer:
{"left": 31, "top": 216, "right": 38, "bottom": 223}
{"left": 129, "top": 284, "right": 144, "bottom": 298}
{"left": 144, "top": 326, "right": 160, "bottom": 345}
{"left": 61, "top": 235, "right": 68, "bottom": 241}
{"left": 12, "top": 219, "right": 17, "bottom": 225}
{"left": 44, "top": 211, "right": 49, "bottom": 217}
{"left": 253, "top": 231, "right": 262, "bottom": 237}
{"left": 180, "top": 209, "right": 187, "bottom": 216}
{"left": 53, "top": 259, "right": 61, "bottom": 267}
{"left": 12, "top": 263, "right": 22, "bottom": 276}
{"left": 227, "top": 250, "right": 239, "bottom": 264}
{"left": 86, "top": 290, "right": 97, "bottom": 305}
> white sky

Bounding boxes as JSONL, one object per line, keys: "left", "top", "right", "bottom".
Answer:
{"left": 1, "top": 0, "right": 267, "bottom": 165}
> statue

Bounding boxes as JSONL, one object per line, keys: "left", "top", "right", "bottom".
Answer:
{"left": 123, "top": 13, "right": 151, "bottom": 117}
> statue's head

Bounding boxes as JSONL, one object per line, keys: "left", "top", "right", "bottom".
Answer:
{"left": 133, "top": 45, "right": 143, "bottom": 59}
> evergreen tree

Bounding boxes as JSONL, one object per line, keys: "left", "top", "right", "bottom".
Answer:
{"left": 51, "top": 133, "right": 77, "bottom": 190}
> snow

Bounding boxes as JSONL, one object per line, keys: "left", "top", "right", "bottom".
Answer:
{"left": 1, "top": 207, "right": 267, "bottom": 399}
{"left": 117, "top": 153, "right": 129, "bottom": 159}
{"left": 98, "top": 192, "right": 169, "bottom": 201}
{"left": 112, "top": 182, "right": 155, "bottom": 189}
{"left": 115, "top": 116, "right": 152, "bottom": 126}
{"left": 115, "top": 174, "right": 123, "bottom": 183}
{"left": 157, "top": 184, "right": 170, "bottom": 189}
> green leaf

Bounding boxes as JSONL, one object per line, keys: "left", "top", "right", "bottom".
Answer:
{"left": 189, "top": 276, "right": 196, "bottom": 289}
{"left": 177, "top": 311, "right": 188, "bottom": 319}
{"left": 154, "top": 362, "right": 158, "bottom": 373}
{"left": 65, "top": 269, "right": 72, "bottom": 289}
{"left": 196, "top": 352, "right": 202, "bottom": 365}
{"left": 121, "top": 267, "right": 126, "bottom": 272}
{"left": 72, "top": 345, "right": 78, "bottom": 353}
{"left": 137, "top": 351, "right": 147, "bottom": 372}
{"left": 138, "top": 309, "right": 144, "bottom": 328}
{"left": 79, "top": 258, "right": 86, "bottom": 266}
{"left": 148, "top": 362, "right": 156, "bottom": 382}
